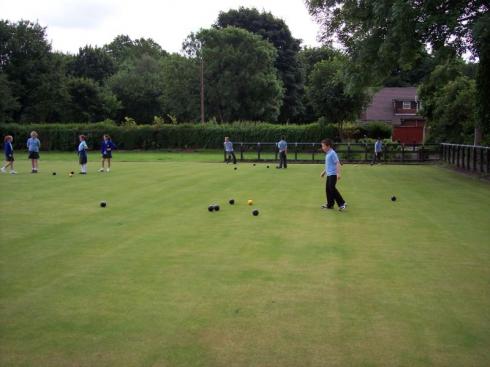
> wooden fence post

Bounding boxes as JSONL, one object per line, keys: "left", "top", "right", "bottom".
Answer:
{"left": 473, "top": 146, "right": 477, "bottom": 171}
{"left": 486, "top": 148, "right": 490, "bottom": 174}
{"left": 480, "top": 147, "right": 484, "bottom": 173}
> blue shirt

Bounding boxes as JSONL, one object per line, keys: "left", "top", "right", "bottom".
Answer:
{"left": 224, "top": 141, "right": 233, "bottom": 152}
{"left": 375, "top": 140, "right": 383, "bottom": 153}
{"left": 27, "top": 138, "right": 41, "bottom": 152}
{"left": 325, "top": 149, "right": 340, "bottom": 176}
{"left": 78, "top": 141, "right": 88, "bottom": 152}
{"left": 4, "top": 142, "right": 13, "bottom": 156}
{"left": 101, "top": 140, "right": 116, "bottom": 154}
{"left": 277, "top": 140, "right": 287, "bottom": 152}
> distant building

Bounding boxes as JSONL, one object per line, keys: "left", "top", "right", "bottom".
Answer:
{"left": 360, "top": 87, "right": 426, "bottom": 144}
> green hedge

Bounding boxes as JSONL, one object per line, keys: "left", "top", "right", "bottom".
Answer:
{"left": 342, "top": 121, "right": 393, "bottom": 141}
{"left": 0, "top": 121, "right": 391, "bottom": 151}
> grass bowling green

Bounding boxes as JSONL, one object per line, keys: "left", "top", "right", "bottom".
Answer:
{"left": 1, "top": 152, "right": 489, "bottom": 367}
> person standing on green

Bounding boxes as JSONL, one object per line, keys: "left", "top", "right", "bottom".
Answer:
{"left": 320, "top": 139, "right": 346, "bottom": 211}
{"left": 371, "top": 138, "right": 383, "bottom": 165}
{"left": 276, "top": 136, "right": 287, "bottom": 169}
{"left": 224, "top": 137, "right": 236, "bottom": 164}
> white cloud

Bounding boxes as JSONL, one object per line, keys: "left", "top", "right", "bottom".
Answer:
{"left": 44, "top": 0, "right": 115, "bottom": 28}
{"left": 1, "top": 0, "right": 322, "bottom": 54}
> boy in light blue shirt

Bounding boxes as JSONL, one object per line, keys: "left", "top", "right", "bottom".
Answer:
{"left": 276, "top": 136, "right": 288, "bottom": 169}
{"left": 371, "top": 137, "right": 383, "bottom": 165}
{"left": 224, "top": 137, "right": 236, "bottom": 164}
{"left": 320, "top": 139, "right": 346, "bottom": 211}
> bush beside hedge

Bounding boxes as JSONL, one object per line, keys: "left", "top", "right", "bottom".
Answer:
{"left": 0, "top": 121, "right": 392, "bottom": 151}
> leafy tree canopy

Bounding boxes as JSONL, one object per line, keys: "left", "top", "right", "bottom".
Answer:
{"left": 184, "top": 27, "right": 284, "bottom": 122}
{"left": 215, "top": 7, "right": 303, "bottom": 122}
{"left": 69, "top": 45, "right": 116, "bottom": 83}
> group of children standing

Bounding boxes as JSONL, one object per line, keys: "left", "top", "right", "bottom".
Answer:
{"left": 4, "top": 132, "right": 347, "bottom": 210}
{"left": 1, "top": 132, "right": 116, "bottom": 175}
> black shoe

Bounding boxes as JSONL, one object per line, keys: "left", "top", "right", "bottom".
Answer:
{"left": 321, "top": 204, "right": 333, "bottom": 209}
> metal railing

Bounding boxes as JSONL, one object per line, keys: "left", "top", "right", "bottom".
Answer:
{"left": 224, "top": 142, "right": 442, "bottom": 164}
{"left": 441, "top": 143, "right": 490, "bottom": 174}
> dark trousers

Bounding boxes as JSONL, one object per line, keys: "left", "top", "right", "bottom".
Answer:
{"left": 227, "top": 151, "right": 237, "bottom": 164}
{"left": 326, "top": 175, "right": 345, "bottom": 208}
{"left": 371, "top": 152, "right": 382, "bottom": 164}
{"left": 278, "top": 151, "right": 287, "bottom": 168}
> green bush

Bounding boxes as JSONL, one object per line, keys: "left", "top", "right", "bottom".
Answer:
{"left": 0, "top": 121, "right": 340, "bottom": 151}
{"left": 359, "top": 121, "right": 392, "bottom": 139}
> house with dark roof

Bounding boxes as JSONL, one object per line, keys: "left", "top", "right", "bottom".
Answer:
{"left": 360, "top": 87, "right": 426, "bottom": 144}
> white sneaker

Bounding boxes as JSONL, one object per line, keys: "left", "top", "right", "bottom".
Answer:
{"left": 106, "top": 168, "right": 110, "bottom": 172}
{"left": 1, "top": 167, "right": 6, "bottom": 173}
{"left": 339, "top": 203, "right": 347, "bottom": 211}
{"left": 99, "top": 168, "right": 104, "bottom": 172}
{"left": 10, "top": 170, "right": 17, "bottom": 174}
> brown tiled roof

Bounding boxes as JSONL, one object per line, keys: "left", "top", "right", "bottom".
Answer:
{"left": 361, "top": 87, "right": 420, "bottom": 123}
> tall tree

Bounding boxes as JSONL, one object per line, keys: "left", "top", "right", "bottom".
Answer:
{"left": 66, "top": 77, "right": 121, "bottom": 122}
{"left": 429, "top": 76, "right": 477, "bottom": 143}
{"left": 69, "top": 45, "right": 116, "bottom": 83}
{"left": 104, "top": 35, "right": 168, "bottom": 67}
{"left": 184, "top": 27, "right": 284, "bottom": 122}
{"left": 0, "top": 73, "right": 20, "bottom": 122}
{"left": 383, "top": 51, "right": 435, "bottom": 87}
{"left": 215, "top": 7, "right": 303, "bottom": 122}
{"left": 417, "top": 58, "right": 466, "bottom": 124}
{"left": 472, "top": 12, "right": 490, "bottom": 144}
{"left": 108, "top": 54, "right": 166, "bottom": 123}
{"left": 299, "top": 46, "right": 338, "bottom": 80}
{"left": 160, "top": 54, "right": 200, "bottom": 122}
{"left": 306, "top": 55, "right": 367, "bottom": 137}
{"left": 306, "top": 0, "right": 489, "bottom": 142}
{"left": 298, "top": 46, "right": 341, "bottom": 122}
{"left": 0, "top": 20, "right": 70, "bottom": 122}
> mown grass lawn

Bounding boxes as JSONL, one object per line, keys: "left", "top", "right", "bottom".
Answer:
{"left": 1, "top": 153, "right": 489, "bottom": 367}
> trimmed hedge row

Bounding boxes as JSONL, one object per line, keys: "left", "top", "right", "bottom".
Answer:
{"left": 0, "top": 121, "right": 391, "bottom": 151}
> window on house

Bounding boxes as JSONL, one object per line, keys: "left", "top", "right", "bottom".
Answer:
{"left": 403, "top": 101, "right": 412, "bottom": 110}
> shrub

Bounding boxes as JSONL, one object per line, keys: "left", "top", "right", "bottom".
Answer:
{"left": 359, "top": 121, "right": 392, "bottom": 139}
{"left": 0, "top": 121, "right": 341, "bottom": 151}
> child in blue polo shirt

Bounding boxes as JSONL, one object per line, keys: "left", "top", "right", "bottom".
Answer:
{"left": 78, "top": 135, "right": 88, "bottom": 174}
{"left": 371, "top": 137, "right": 383, "bottom": 165}
{"left": 27, "top": 131, "right": 41, "bottom": 173}
{"left": 99, "top": 134, "right": 116, "bottom": 172}
{"left": 1, "top": 135, "right": 17, "bottom": 174}
{"left": 276, "top": 136, "right": 288, "bottom": 169}
{"left": 320, "top": 139, "right": 346, "bottom": 211}
{"left": 224, "top": 137, "right": 236, "bottom": 164}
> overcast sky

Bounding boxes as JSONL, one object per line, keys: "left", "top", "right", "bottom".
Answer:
{"left": 1, "top": 0, "right": 323, "bottom": 54}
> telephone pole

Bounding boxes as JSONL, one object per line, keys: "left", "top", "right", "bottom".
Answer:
{"left": 200, "top": 55, "right": 204, "bottom": 124}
